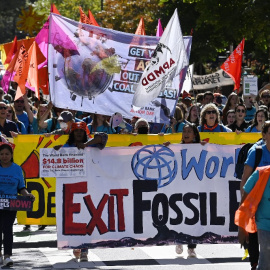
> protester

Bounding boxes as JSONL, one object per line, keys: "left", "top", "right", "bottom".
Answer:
{"left": 228, "top": 104, "right": 250, "bottom": 132}
{"left": 56, "top": 122, "right": 108, "bottom": 262}
{"left": 243, "top": 95, "right": 257, "bottom": 122}
{"left": 225, "top": 110, "right": 236, "bottom": 126}
{"left": 259, "top": 89, "right": 270, "bottom": 109}
{"left": 13, "top": 96, "right": 32, "bottom": 134}
{"left": 6, "top": 104, "right": 26, "bottom": 134}
{"left": 239, "top": 121, "right": 270, "bottom": 269}
{"left": 164, "top": 123, "right": 206, "bottom": 258}
{"left": 165, "top": 106, "right": 187, "bottom": 133}
{"left": 0, "top": 143, "right": 35, "bottom": 266}
{"left": 187, "top": 104, "right": 200, "bottom": 126}
{"left": 222, "top": 93, "right": 239, "bottom": 123}
{"left": 0, "top": 102, "right": 19, "bottom": 137}
{"left": 134, "top": 118, "right": 150, "bottom": 134}
{"left": 0, "top": 87, "right": 8, "bottom": 104}
{"left": 245, "top": 107, "right": 268, "bottom": 133}
{"left": 181, "top": 91, "right": 192, "bottom": 108}
{"left": 87, "top": 114, "right": 115, "bottom": 134}
{"left": 49, "top": 111, "right": 74, "bottom": 135}
{"left": 198, "top": 103, "right": 232, "bottom": 132}
{"left": 202, "top": 91, "right": 214, "bottom": 106}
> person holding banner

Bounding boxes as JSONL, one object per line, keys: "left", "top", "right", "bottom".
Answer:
{"left": 87, "top": 114, "right": 115, "bottom": 134}
{"left": 60, "top": 122, "right": 107, "bottom": 261}
{"left": 165, "top": 106, "right": 187, "bottom": 133}
{"left": 164, "top": 122, "right": 205, "bottom": 257}
{"left": 198, "top": 104, "right": 231, "bottom": 132}
{"left": 0, "top": 143, "right": 35, "bottom": 267}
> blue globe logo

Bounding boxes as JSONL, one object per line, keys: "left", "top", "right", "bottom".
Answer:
{"left": 131, "top": 145, "right": 177, "bottom": 188}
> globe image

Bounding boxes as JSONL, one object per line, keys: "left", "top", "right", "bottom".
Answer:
{"left": 131, "top": 145, "right": 177, "bottom": 188}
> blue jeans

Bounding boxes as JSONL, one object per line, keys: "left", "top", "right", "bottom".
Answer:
{"left": 257, "top": 229, "right": 270, "bottom": 270}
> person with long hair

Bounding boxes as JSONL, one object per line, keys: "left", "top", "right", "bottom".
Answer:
{"left": 166, "top": 106, "right": 188, "bottom": 133}
{"left": 245, "top": 107, "right": 269, "bottom": 133}
{"left": 198, "top": 104, "right": 231, "bottom": 132}
{"left": 0, "top": 143, "right": 35, "bottom": 266}
{"left": 187, "top": 104, "right": 200, "bottom": 126}
{"left": 164, "top": 123, "right": 205, "bottom": 258}
{"left": 222, "top": 93, "right": 239, "bottom": 124}
{"left": 88, "top": 114, "right": 115, "bottom": 134}
{"left": 225, "top": 110, "right": 236, "bottom": 126}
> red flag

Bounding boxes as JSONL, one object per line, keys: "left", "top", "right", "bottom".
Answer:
{"left": 79, "top": 7, "right": 91, "bottom": 24}
{"left": 50, "top": 3, "right": 60, "bottom": 15}
{"left": 221, "top": 38, "right": 245, "bottom": 91}
{"left": 4, "top": 36, "right": 17, "bottom": 64}
{"left": 88, "top": 9, "right": 99, "bottom": 27}
{"left": 135, "top": 18, "right": 146, "bottom": 35}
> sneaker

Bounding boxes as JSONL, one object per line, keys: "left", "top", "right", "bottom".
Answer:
{"left": 22, "top": 225, "right": 31, "bottom": 232}
{"left": 3, "top": 257, "right": 13, "bottom": 266}
{"left": 175, "top": 244, "right": 183, "bottom": 254}
{"left": 80, "top": 252, "right": 88, "bottom": 262}
{"left": 187, "top": 248, "right": 197, "bottom": 258}
{"left": 73, "top": 249, "right": 81, "bottom": 261}
{"left": 38, "top": 225, "right": 47, "bottom": 231}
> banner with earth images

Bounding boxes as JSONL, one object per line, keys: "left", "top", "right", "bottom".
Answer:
{"left": 56, "top": 143, "right": 242, "bottom": 249}
{"left": 48, "top": 13, "right": 192, "bottom": 124}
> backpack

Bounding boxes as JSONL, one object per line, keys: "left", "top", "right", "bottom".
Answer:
{"left": 235, "top": 143, "right": 262, "bottom": 179}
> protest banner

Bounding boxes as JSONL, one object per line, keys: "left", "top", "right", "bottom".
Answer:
{"left": 192, "top": 69, "right": 234, "bottom": 90}
{"left": 56, "top": 144, "right": 242, "bottom": 249}
{"left": 243, "top": 75, "right": 258, "bottom": 96}
{"left": 0, "top": 195, "right": 33, "bottom": 211}
{"left": 48, "top": 13, "right": 192, "bottom": 124}
{"left": 14, "top": 133, "right": 260, "bottom": 225}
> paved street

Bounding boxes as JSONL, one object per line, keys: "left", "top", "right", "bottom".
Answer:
{"left": 2, "top": 223, "right": 250, "bottom": 269}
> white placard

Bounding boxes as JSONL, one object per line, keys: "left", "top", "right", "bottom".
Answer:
{"left": 40, "top": 148, "right": 86, "bottom": 177}
{"left": 243, "top": 76, "right": 258, "bottom": 96}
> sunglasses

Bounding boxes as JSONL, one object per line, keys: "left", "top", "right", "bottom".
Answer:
{"left": 236, "top": 109, "right": 245, "bottom": 113}
{"left": 15, "top": 100, "right": 24, "bottom": 103}
{"left": 206, "top": 110, "right": 217, "bottom": 115}
{"left": 0, "top": 106, "right": 7, "bottom": 110}
{"left": 262, "top": 95, "right": 270, "bottom": 98}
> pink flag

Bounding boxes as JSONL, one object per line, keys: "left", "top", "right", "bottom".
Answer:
{"left": 156, "top": 19, "right": 163, "bottom": 37}
{"left": 221, "top": 38, "right": 245, "bottom": 91}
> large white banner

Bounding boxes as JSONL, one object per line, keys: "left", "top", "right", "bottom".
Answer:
{"left": 192, "top": 69, "right": 234, "bottom": 90}
{"left": 48, "top": 14, "right": 192, "bottom": 123}
{"left": 56, "top": 144, "right": 241, "bottom": 249}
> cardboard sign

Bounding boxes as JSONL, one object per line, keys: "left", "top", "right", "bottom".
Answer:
{"left": 243, "top": 76, "right": 258, "bottom": 96}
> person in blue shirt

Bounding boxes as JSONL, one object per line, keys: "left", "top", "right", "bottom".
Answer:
{"left": 0, "top": 143, "right": 35, "bottom": 267}
{"left": 165, "top": 106, "right": 188, "bottom": 133}
{"left": 198, "top": 103, "right": 232, "bottom": 132}
{"left": 87, "top": 114, "right": 115, "bottom": 134}
{"left": 245, "top": 107, "right": 268, "bottom": 133}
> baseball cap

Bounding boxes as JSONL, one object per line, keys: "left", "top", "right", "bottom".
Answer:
{"left": 58, "top": 111, "right": 73, "bottom": 122}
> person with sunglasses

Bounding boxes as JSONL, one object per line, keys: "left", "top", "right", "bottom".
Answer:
{"left": 0, "top": 102, "right": 18, "bottom": 137}
{"left": 228, "top": 104, "right": 250, "bottom": 133}
{"left": 198, "top": 103, "right": 232, "bottom": 132}
{"left": 5, "top": 105, "right": 27, "bottom": 134}
{"left": 13, "top": 95, "right": 33, "bottom": 134}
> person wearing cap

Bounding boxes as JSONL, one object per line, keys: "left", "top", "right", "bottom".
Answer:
{"left": 181, "top": 91, "right": 192, "bottom": 108}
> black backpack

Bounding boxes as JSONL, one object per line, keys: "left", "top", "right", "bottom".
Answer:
{"left": 235, "top": 142, "right": 262, "bottom": 179}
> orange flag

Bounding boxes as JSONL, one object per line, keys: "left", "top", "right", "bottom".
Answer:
{"left": 4, "top": 36, "right": 17, "bottom": 64}
{"left": 38, "top": 67, "right": 49, "bottom": 95}
{"left": 15, "top": 41, "right": 46, "bottom": 100}
{"left": 135, "top": 18, "right": 146, "bottom": 35}
{"left": 221, "top": 38, "right": 245, "bottom": 91}
{"left": 88, "top": 9, "right": 99, "bottom": 26}
{"left": 50, "top": 3, "right": 61, "bottom": 15}
{"left": 79, "top": 7, "right": 91, "bottom": 24}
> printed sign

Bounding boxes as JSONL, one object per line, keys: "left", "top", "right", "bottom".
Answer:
{"left": 40, "top": 148, "right": 86, "bottom": 178}
{"left": 56, "top": 143, "right": 242, "bottom": 249}
{"left": 0, "top": 195, "right": 33, "bottom": 211}
{"left": 243, "top": 75, "right": 258, "bottom": 96}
